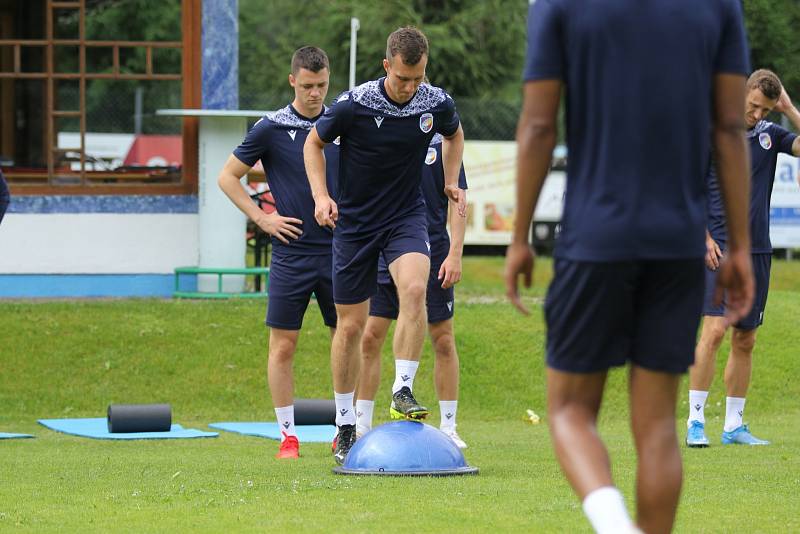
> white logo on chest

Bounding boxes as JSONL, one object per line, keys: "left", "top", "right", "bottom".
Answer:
{"left": 759, "top": 132, "right": 772, "bottom": 150}
{"left": 287, "top": 130, "right": 297, "bottom": 141}
{"left": 374, "top": 116, "right": 384, "bottom": 128}
{"left": 419, "top": 113, "right": 433, "bottom": 133}
{"left": 425, "top": 147, "right": 437, "bottom": 165}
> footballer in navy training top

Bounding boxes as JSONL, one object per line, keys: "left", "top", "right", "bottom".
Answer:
{"left": 506, "top": 2, "right": 753, "bottom": 533}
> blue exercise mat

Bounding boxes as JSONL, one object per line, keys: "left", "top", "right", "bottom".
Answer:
{"left": 209, "top": 422, "right": 336, "bottom": 443}
{"left": 0, "top": 432, "right": 34, "bottom": 439}
{"left": 38, "top": 418, "right": 218, "bottom": 440}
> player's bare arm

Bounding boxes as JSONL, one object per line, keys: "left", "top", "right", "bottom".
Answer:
{"left": 505, "top": 80, "right": 561, "bottom": 315}
{"left": 712, "top": 73, "right": 755, "bottom": 323}
{"left": 773, "top": 87, "right": 800, "bottom": 156}
{"left": 440, "top": 189, "right": 467, "bottom": 289}
{"left": 217, "top": 154, "right": 303, "bottom": 245}
{"left": 303, "top": 126, "right": 338, "bottom": 229}
{"left": 442, "top": 125, "right": 466, "bottom": 217}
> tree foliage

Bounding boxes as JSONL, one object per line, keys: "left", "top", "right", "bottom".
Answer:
{"left": 238, "top": 0, "right": 528, "bottom": 107}
{"left": 744, "top": 0, "right": 800, "bottom": 101}
{"left": 49, "top": 0, "right": 800, "bottom": 137}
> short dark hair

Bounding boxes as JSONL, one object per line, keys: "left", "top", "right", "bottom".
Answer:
{"left": 386, "top": 26, "right": 428, "bottom": 65}
{"left": 291, "top": 46, "right": 329, "bottom": 75}
{"left": 747, "top": 69, "right": 782, "bottom": 100}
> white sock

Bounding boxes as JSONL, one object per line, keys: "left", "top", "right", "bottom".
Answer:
{"left": 274, "top": 405, "right": 296, "bottom": 441}
{"left": 687, "top": 390, "right": 709, "bottom": 427}
{"left": 334, "top": 391, "right": 356, "bottom": 426}
{"left": 724, "top": 396, "right": 746, "bottom": 432}
{"left": 439, "top": 400, "right": 458, "bottom": 430}
{"left": 355, "top": 399, "right": 374, "bottom": 435}
{"left": 582, "top": 486, "right": 633, "bottom": 534}
{"left": 392, "top": 359, "right": 419, "bottom": 394}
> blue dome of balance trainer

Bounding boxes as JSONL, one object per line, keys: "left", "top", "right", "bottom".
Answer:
{"left": 332, "top": 421, "right": 479, "bottom": 476}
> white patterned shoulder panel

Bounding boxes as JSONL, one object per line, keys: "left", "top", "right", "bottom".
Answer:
{"left": 351, "top": 81, "right": 447, "bottom": 117}
{"left": 265, "top": 105, "right": 326, "bottom": 130}
{"left": 746, "top": 120, "right": 771, "bottom": 138}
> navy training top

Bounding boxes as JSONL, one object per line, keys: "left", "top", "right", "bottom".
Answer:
{"left": 377, "top": 134, "right": 469, "bottom": 279}
{"left": 420, "top": 134, "right": 469, "bottom": 254}
{"left": 233, "top": 104, "right": 339, "bottom": 255}
{"left": 707, "top": 120, "right": 797, "bottom": 253}
{"left": 524, "top": 0, "right": 750, "bottom": 260}
{"left": 314, "top": 78, "right": 460, "bottom": 240}
{"left": 0, "top": 168, "right": 9, "bottom": 225}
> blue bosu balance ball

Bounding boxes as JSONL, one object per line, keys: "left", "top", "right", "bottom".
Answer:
{"left": 332, "top": 421, "right": 479, "bottom": 476}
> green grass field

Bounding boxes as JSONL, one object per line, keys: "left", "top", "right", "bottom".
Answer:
{"left": 1, "top": 256, "right": 799, "bottom": 532}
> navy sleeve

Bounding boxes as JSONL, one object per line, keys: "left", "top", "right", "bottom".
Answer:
{"left": 714, "top": 0, "right": 750, "bottom": 75}
{"left": 0, "top": 168, "right": 9, "bottom": 205}
{"left": 458, "top": 164, "right": 467, "bottom": 190}
{"left": 523, "top": 0, "right": 564, "bottom": 81}
{"left": 772, "top": 124, "right": 798, "bottom": 155}
{"left": 436, "top": 94, "right": 460, "bottom": 137}
{"left": 315, "top": 92, "right": 354, "bottom": 144}
{"left": 232, "top": 117, "right": 270, "bottom": 167}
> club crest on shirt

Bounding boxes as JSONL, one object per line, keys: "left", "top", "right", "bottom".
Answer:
{"left": 425, "top": 147, "right": 437, "bottom": 165}
{"left": 287, "top": 129, "right": 297, "bottom": 141}
{"left": 420, "top": 113, "right": 434, "bottom": 133}
{"left": 333, "top": 136, "right": 341, "bottom": 145}
{"left": 759, "top": 132, "right": 772, "bottom": 150}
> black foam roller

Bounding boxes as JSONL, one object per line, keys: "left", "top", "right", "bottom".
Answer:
{"left": 107, "top": 403, "right": 172, "bottom": 433}
{"left": 294, "top": 398, "right": 336, "bottom": 425}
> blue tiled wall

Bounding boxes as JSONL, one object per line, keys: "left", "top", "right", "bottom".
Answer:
{"left": 9, "top": 195, "right": 198, "bottom": 214}
{"left": 202, "top": 0, "right": 239, "bottom": 110}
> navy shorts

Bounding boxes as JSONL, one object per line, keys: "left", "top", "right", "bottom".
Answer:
{"left": 369, "top": 247, "right": 455, "bottom": 323}
{"left": 545, "top": 258, "right": 705, "bottom": 374}
{"left": 266, "top": 251, "right": 337, "bottom": 330}
{"left": 332, "top": 215, "right": 430, "bottom": 305}
{"left": 703, "top": 253, "right": 771, "bottom": 330}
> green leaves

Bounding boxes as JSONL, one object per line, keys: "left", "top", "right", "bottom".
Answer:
{"left": 238, "top": 0, "right": 529, "bottom": 108}
{"left": 744, "top": 0, "right": 800, "bottom": 116}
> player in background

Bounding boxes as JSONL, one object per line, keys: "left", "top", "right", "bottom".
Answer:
{"left": 218, "top": 46, "right": 338, "bottom": 460}
{"left": 356, "top": 132, "right": 468, "bottom": 448}
{"left": 305, "top": 27, "right": 466, "bottom": 464}
{"left": 687, "top": 69, "right": 800, "bottom": 447}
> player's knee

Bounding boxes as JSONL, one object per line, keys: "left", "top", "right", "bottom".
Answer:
{"left": 703, "top": 319, "right": 727, "bottom": 346}
{"left": 433, "top": 332, "right": 456, "bottom": 360}
{"left": 337, "top": 317, "right": 366, "bottom": 341}
{"left": 547, "top": 402, "right": 597, "bottom": 431}
{"left": 269, "top": 338, "right": 296, "bottom": 363}
{"left": 635, "top": 417, "right": 678, "bottom": 450}
{"left": 732, "top": 329, "right": 756, "bottom": 354}
{"left": 399, "top": 279, "right": 426, "bottom": 307}
{"left": 360, "top": 328, "right": 383, "bottom": 359}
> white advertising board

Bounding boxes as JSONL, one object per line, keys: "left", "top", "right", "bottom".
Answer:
{"left": 769, "top": 153, "right": 800, "bottom": 249}
{"left": 463, "top": 144, "right": 800, "bottom": 249}
{"left": 462, "top": 141, "right": 563, "bottom": 245}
